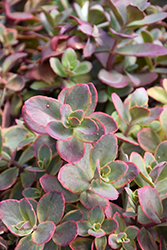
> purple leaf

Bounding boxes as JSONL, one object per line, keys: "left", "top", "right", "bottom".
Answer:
{"left": 90, "top": 133, "right": 117, "bottom": 172}
{"left": 115, "top": 133, "right": 139, "bottom": 146}
{"left": 31, "top": 221, "right": 55, "bottom": 245}
{"left": 66, "top": 35, "right": 84, "bottom": 49}
{"left": 83, "top": 37, "right": 96, "bottom": 57}
{"left": 137, "top": 227, "right": 158, "bottom": 250}
{"left": 112, "top": 93, "right": 131, "bottom": 123}
{"left": 80, "top": 190, "right": 109, "bottom": 210}
{"left": 6, "top": 75, "right": 25, "bottom": 91}
{"left": 37, "top": 191, "right": 65, "bottom": 224}
{"left": 88, "top": 228, "right": 105, "bottom": 238}
{"left": 64, "top": 84, "right": 91, "bottom": 113}
{"left": 57, "top": 136, "right": 85, "bottom": 163}
{"left": 137, "top": 128, "right": 161, "bottom": 153}
{"left": 126, "top": 72, "right": 158, "bottom": 87}
{"left": 140, "top": 107, "right": 163, "bottom": 125}
{"left": 46, "top": 121, "right": 73, "bottom": 140}
{"left": 85, "top": 83, "right": 98, "bottom": 116}
{"left": 106, "top": 0, "right": 124, "bottom": 25}
{"left": 52, "top": 221, "right": 78, "bottom": 246}
{"left": 15, "top": 235, "right": 44, "bottom": 250}
{"left": 98, "top": 69, "right": 128, "bottom": 88}
{"left": 91, "top": 112, "right": 118, "bottom": 133}
{"left": 116, "top": 43, "right": 167, "bottom": 57}
{"left": 138, "top": 186, "right": 163, "bottom": 223}
{"left": 0, "top": 167, "right": 18, "bottom": 190}
{"left": 2, "top": 52, "right": 27, "bottom": 74}
{"left": 109, "top": 28, "right": 137, "bottom": 39}
{"left": 40, "top": 175, "right": 79, "bottom": 203}
{"left": 91, "top": 180, "right": 119, "bottom": 200}
{"left": 58, "top": 164, "right": 90, "bottom": 193}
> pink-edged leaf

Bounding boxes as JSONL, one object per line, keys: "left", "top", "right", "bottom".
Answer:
{"left": 6, "top": 75, "right": 25, "bottom": 91}
{"left": 77, "top": 221, "right": 92, "bottom": 236}
{"left": 112, "top": 93, "right": 131, "bottom": 123}
{"left": 149, "top": 162, "right": 167, "bottom": 184}
{"left": 70, "top": 237, "right": 93, "bottom": 250}
{"left": 98, "top": 69, "right": 128, "bottom": 88}
{"left": 155, "top": 141, "right": 167, "bottom": 164}
{"left": 80, "top": 190, "right": 109, "bottom": 210}
{"left": 112, "top": 162, "right": 139, "bottom": 189}
{"left": 108, "top": 234, "right": 121, "bottom": 249}
{"left": 91, "top": 112, "right": 118, "bottom": 133}
{"left": 83, "top": 37, "right": 96, "bottom": 58}
{"left": 116, "top": 43, "right": 167, "bottom": 57}
{"left": 129, "top": 107, "right": 150, "bottom": 124}
{"left": 127, "top": 12, "right": 167, "bottom": 28}
{"left": 137, "top": 227, "right": 158, "bottom": 250}
{"left": 24, "top": 96, "right": 61, "bottom": 127}
{"left": 95, "top": 235, "right": 107, "bottom": 250}
{"left": 66, "top": 35, "right": 84, "bottom": 49}
{"left": 40, "top": 175, "right": 79, "bottom": 203}
{"left": 140, "top": 107, "right": 163, "bottom": 125}
{"left": 85, "top": 83, "right": 98, "bottom": 116}
{"left": 64, "top": 84, "right": 91, "bottom": 113}
{"left": 130, "top": 87, "right": 148, "bottom": 108}
{"left": 90, "top": 133, "right": 117, "bottom": 172}
{"left": 0, "top": 199, "right": 23, "bottom": 226}
{"left": 138, "top": 128, "right": 161, "bottom": 153}
{"left": 22, "top": 188, "right": 41, "bottom": 199}
{"left": 57, "top": 136, "right": 85, "bottom": 163}
{"left": 147, "top": 86, "right": 167, "bottom": 104}
{"left": 79, "top": 24, "right": 93, "bottom": 36}
{"left": 74, "top": 117, "right": 105, "bottom": 143}
{"left": 126, "top": 72, "right": 158, "bottom": 87}
{"left": 107, "top": 160, "right": 128, "bottom": 184}
{"left": 52, "top": 221, "right": 78, "bottom": 246}
{"left": 88, "top": 228, "right": 105, "bottom": 238}
{"left": 138, "top": 186, "right": 163, "bottom": 223}
{"left": 37, "top": 191, "right": 65, "bottom": 224}
{"left": 122, "top": 240, "right": 136, "bottom": 250}
{"left": 109, "top": 28, "right": 137, "bottom": 39}
{"left": 15, "top": 235, "right": 44, "bottom": 250}
{"left": 160, "top": 236, "right": 167, "bottom": 250}
{"left": 88, "top": 205, "right": 105, "bottom": 225}
{"left": 0, "top": 236, "right": 8, "bottom": 250}
{"left": 91, "top": 180, "right": 118, "bottom": 200}
{"left": 0, "top": 167, "right": 18, "bottom": 190}
{"left": 19, "top": 199, "right": 36, "bottom": 227}
{"left": 22, "top": 106, "right": 47, "bottom": 134}
{"left": 31, "top": 221, "right": 55, "bottom": 245}
{"left": 2, "top": 52, "right": 27, "bottom": 74}
{"left": 106, "top": 0, "right": 124, "bottom": 25}
{"left": 58, "top": 164, "right": 90, "bottom": 193}
{"left": 20, "top": 170, "right": 36, "bottom": 189}
{"left": 60, "top": 104, "right": 72, "bottom": 127}
{"left": 46, "top": 121, "right": 73, "bottom": 141}
{"left": 115, "top": 133, "right": 139, "bottom": 146}
{"left": 75, "top": 118, "right": 98, "bottom": 135}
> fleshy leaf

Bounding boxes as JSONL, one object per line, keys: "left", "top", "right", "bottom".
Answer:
{"left": 50, "top": 57, "right": 66, "bottom": 77}
{"left": 137, "top": 227, "right": 158, "bottom": 250}
{"left": 102, "top": 219, "right": 118, "bottom": 235}
{"left": 160, "top": 107, "right": 167, "bottom": 136}
{"left": 137, "top": 128, "right": 161, "bottom": 153}
{"left": 0, "top": 167, "right": 18, "bottom": 190}
{"left": 129, "top": 107, "right": 150, "bottom": 124}
{"left": 52, "top": 221, "right": 78, "bottom": 246}
{"left": 95, "top": 235, "right": 107, "bottom": 250}
{"left": 107, "top": 161, "right": 128, "bottom": 183}
{"left": 31, "top": 221, "right": 55, "bottom": 245}
{"left": 6, "top": 75, "right": 25, "bottom": 91}
{"left": 75, "top": 118, "right": 98, "bottom": 135}
{"left": 116, "top": 43, "right": 167, "bottom": 57}
{"left": 91, "top": 112, "right": 118, "bottom": 133}
{"left": 108, "top": 234, "right": 121, "bottom": 249}
{"left": 19, "top": 199, "right": 36, "bottom": 228}
{"left": 147, "top": 87, "right": 167, "bottom": 104}
{"left": 40, "top": 175, "right": 79, "bottom": 203}
{"left": 78, "top": 221, "right": 92, "bottom": 236}
{"left": 64, "top": 84, "right": 91, "bottom": 113}
{"left": 98, "top": 69, "right": 128, "bottom": 88}
{"left": 2, "top": 52, "right": 27, "bottom": 74}
{"left": 88, "top": 228, "right": 105, "bottom": 238}
{"left": 138, "top": 186, "right": 163, "bottom": 223}
{"left": 155, "top": 141, "right": 167, "bottom": 163}
{"left": 37, "top": 191, "right": 65, "bottom": 224}
{"left": 70, "top": 237, "right": 93, "bottom": 250}
{"left": 88, "top": 206, "right": 105, "bottom": 225}
{"left": 129, "top": 87, "right": 148, "bottom": 107}
{"left": 91, "top": 180, "right": 118, "bottom": 200}
{"left": 85, "top": 83, "right": 98, "bottom": 116}
{"left": 112, "top": 93, "right": 131, "bottom": 123}
{"left": 90, "top": 133, "right": 117, "bottom": 172}
{"left": 75, "top": 61, "right": 92, "bottom": 76}
{"left": 58, "top": 164, "right": 90, "bottom": 193}
{"left": 37, "top": 144, "right": 52, "bottom": 169}
{"left": 46, "top": 121, "right": 73, "bottom": 141}
{"left": 15, "top": 235, "right": 44, "bottom": 250}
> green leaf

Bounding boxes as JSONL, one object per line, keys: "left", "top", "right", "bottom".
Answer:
{"left": 112, "top": 93, "right": 131, "bottom": 123}
{"left": 50, "top": 57, "right": 66, "bottom": 77}
{"left": 15, "top": 235, "right": 44, "bottom": 250}
{"left": 52, "top": 221, "right": 78, "bottom": 246}
{"left": 70, "top": 237, "right": 93, "bottom": 250}
{"left": 37, "top": 191, "right": 65, "bottom": 224}
{"left": 88, "top": 206, "right": 105, "bottom": 225}
{"left": 127, "top": 5, "right": 144, "bottom": 22}
{"left": 129, "top": 107, "right": 150, "bottom": 124}
{"left": 91, "top": 180, "right": 118, "bottom": 200}
{"left": 61, "top": 209, "right": 83, "bottom": 222}
{"left": 31, "top": 221, "right": 55, "bottom": 245}
{"left": 137, "top": 228, "right": 158, "bottom": 250}
{"left": 130, "top": 87, "right": 148, "bottom": 107}
{"left": 107, "top": 161, "right": 128, "bottom": 183}
{"left": 147, "top": 87, "right": 167, "bottom": 104}
{"left": 62, "top": 48, "right": 77, "bottom": 68}
{"left": 160, "top": 107, "right": 167, "bottom": 137}
{"left": 77, "top": 221, "right": 92, "bottom": 236}
{"left": 101, "top": 219, "right": 118, "bottom": 235}
{"left": 0, "top": 167, "right": 18, "bottom": 190}
{"left": 127, "top": 12, "right": 167, "bottom": 28}
{"left": 58, "top": 164, "right": 90, "bottom": 193}
{"left": 37, "top": 144, "right": 52, "bottom": 169}
{"left": 20, "top": 170, "right": 36, "bottom": 188}
{"left": 155, "top": 141, "right": 167, "bottom": 163}
{"left": 138, "top": 128, "right": 161, "bottom": 153}
{"left": 138, "top": 186, "right": 163, "bottom": 223}
{"left": 75, "top": 61, "right": 92, "bottom": 76}
{"left": 19, "top": 199, "right": 36, "bottom": 227}
{"left": 22, "top": 188, "right": 41, "bottom": 199}
{"left": 108, "top": 234, "right": 121, "bottom": 249}
{"left": 75, "top": 118, "right": 98, "bottom": 135}
{"left": 90, "top": 133, "right": 117, "bottom": 172}
{"left": 116, "top": 43, "right": 167, "bottom": 57}
{"left": 95, "top": 235, "right": 107, "bottom": 250}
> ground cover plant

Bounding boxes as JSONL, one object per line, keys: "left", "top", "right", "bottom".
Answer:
{"left": 1, "top": 0, "right": 167, "bottom": 249}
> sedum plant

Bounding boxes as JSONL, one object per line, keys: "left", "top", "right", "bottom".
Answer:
{"left": 1, "top": 0, "right": 167, "bottom": 249}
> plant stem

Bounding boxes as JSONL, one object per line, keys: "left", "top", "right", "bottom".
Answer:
{"left": 1, "top": 156, "right": 24, "bottom": 172}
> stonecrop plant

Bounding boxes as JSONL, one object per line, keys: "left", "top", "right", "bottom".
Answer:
{"left": 1, "top": 0, "right": 167, "bottom": 249}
